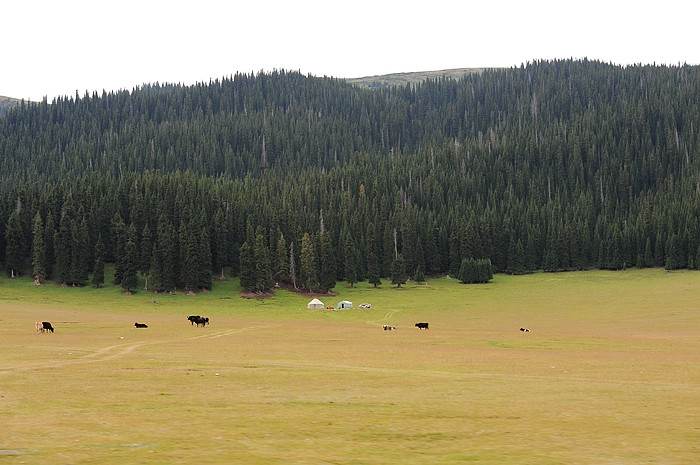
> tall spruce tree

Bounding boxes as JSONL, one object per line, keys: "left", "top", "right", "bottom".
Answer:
{"left": 300, "top": 232, "right": 318, "bottom": 291}
{"left": 254, "top": 226, "right": 271, "bottom": 293}
{"left": 54, "top": 215, "right": 73, "bottom": 285}
{"left": 121, "top": 238, "right": 139, "bottom": 293}
{"left": 112, "top": 213, "right": 126, "bottom": 284}
{"left": 319, "top": 230, "right": 335, "bottom": 292}
{"left": 70, "top": 216, "right": 90, "bottom": 286}
{"left": 5, "top": 211, "right": 24, "bottom": 277}
{"left": 344, "top": 236, "right": 358, "bottom": 288}
{"left": 366, "top": 223, "right": 381, "bottom": 288}
{"left": 274, "top": 232, "right": 289, "bottom": 285}
{"left": 43, "top": 213, "right": 55, "bottom": 280}
{"left": 31, "top": 212, "right": 46, "bottom": 284}
{"left": 214, "top": 208, "right": 228, "bottom": 280}
{"left": 391, "top": 254, "right": 407, "bottom": 288}
{"left": 140, "top": 224, "right": 152, "bottom": 290}
{"left": 289, "top": 241, "right": 298, "bottom": 289}
{"left": 92, "top": 234, "right": 105, "bottom": 288}
{"left": 197, "top": 223, "right": 213, "bottom": 290}
{"left": 151, "top": 213, "right": 177, "bottom": 293}
{"left": 180, "top": 217, "right": 199, "bottom": 291}
{"left": 239, "top": 241, "right": 255, "bottom": 292}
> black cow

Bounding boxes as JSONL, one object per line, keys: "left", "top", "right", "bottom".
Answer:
{"left": 187, "top": 315, "right": 201, "bottom": 325}
{"left": 193, "top": 316, "right": 209, "bottom": 327}
{"left": 42, "top": 321, "right": 54, "bottom": 333}
{"left": 135, "top": 322, "right": 148, "bottom": 328}
{"left": 519, "top": 327, "right": 530, "bottom": 332}
{"left": 415, "top": 322, "right": 429, "bottom": 330}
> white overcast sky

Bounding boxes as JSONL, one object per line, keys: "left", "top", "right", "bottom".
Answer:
{"left": 3, "top": 0, "right": 699, "bottom": 101}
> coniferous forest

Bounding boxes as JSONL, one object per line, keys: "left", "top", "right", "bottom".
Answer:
{"left": 2, "top": 59, "right": 700, "bottom": 293}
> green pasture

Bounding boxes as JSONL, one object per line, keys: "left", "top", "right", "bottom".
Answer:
{"left": 1, "top": 269, "right": 698, "bottom": 464}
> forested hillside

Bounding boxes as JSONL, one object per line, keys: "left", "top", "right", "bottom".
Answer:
{"left": 0, "top": 96, "right": 22, "bottom": 118}
{"left": 2, "top": 59, "right": 700, "bottom": 293}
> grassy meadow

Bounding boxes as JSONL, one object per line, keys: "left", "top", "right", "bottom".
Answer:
{"left": 1, "top": 269, "right": 698, "bottom": 464}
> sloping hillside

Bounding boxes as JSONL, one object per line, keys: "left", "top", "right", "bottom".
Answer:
{"left": 0, "top": 95, "right": 22, "bottom": 117}
{"left": 348, "top": 67, "right": 485, "bottom": 88}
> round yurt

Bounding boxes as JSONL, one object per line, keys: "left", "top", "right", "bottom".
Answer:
{"left": 307, "top": 298, "right": 324, "bottom": 309}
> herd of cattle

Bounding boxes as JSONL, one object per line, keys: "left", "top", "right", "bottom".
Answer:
{"left": 35, "top": 318, "right": 531, "bottom": 333}
{"left": 35, "top": 316, "right": 211, "bottom": 333}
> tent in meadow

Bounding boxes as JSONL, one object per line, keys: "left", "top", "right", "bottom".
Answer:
{"left": 307, "top": 298, "right": 325, "bottom": 309}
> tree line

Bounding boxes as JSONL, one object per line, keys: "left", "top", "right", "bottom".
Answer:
{"left": 2, "top": 59, "right": 700, "bottom": 292}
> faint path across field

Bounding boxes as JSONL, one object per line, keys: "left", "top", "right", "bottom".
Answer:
{"left": 367, "top": 309, "right": 401, "bottom": 327}
{"left": 0, "top": 326, "right": 266, "bottom": 375}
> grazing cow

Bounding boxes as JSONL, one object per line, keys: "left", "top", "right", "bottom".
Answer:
{"left": 187, "top": 315, "right": 201, "bottom": 325}
{"left": 193, "top": 316, "right": 209, "bottom": 327}
{"left": 42, "top": 321, "right": 55, "bottom": 333}
{"left": 519, "top": 327, "right": 530, "bottom": 332}
{"left": 35, "top": 321, "right": 43, "bottom": 333}
{"left": 415, "top": 322, "right": 429, "bottom": 330}
{"left": 383, "top": 325, "right": 396, "bottom": 331}
{"left": 134, "top": 322, "right": 148, "bottom": 328}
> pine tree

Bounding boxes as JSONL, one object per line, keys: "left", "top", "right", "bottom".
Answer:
{"left": 31, "top": 212, "right": 46, "bottom": 284}
{"left": 509, "top": 239, "right": 526, "bottom": 275}
{"left": 415, "top": 264, "right": 425, "bottom": 283}
{"left": 197, "top": 224, "right": 213, "bottom": 290}
{"left": 121, "top": 238, "right": 139, "bottom": 293}
{"left": 458, "top": 258, "right": 475, "bottom": 284}
{"left": 112, "top": 213, "right": 126, "bottom": 284}
{"left": 643, "top": 237, "right": 653, "bottom": 268}
{"left": 366, "top": 222, "right": 381, "bottom": 288}
{"left": 391, "top": 254, "right": 407, "bottom": 288}
{"left": 180, "top": 218, "right": 199, "bottom": 291}
{"left": 319, "top": 230, "right": 335, "bottom": 292}
{"left": 665, "top": 234, "right": 682, "bottom": 270}
{"left": 141, "top": 224, "right": 153, "bottom": 290}
{"left": 239, "top": 242, "right": 255, "bottom": 292}
{"left": 274, "top": 231, "right": 289, "bottom": 285}
{"left": 213, "top": 208, "right": 228, "bottom": 280}
{"left": 344, "top": 236, "right": 358, "bottom": 288}
{"left": 254, "top": 226, "right": 271, "bottom": 293}
{"left": 43, "top": 213, "right": 55, "bottom": 280}
{"left": 289, "top": 241, "right": 298, "bottom": 289}
{"left": 54, "top": 216, "right": 72, "bottom": 285}
{"left": 300, "top": 232, "right": 318, "bottom": 291}
{"left": 5, "top": 211, "right": 24, "bottom": 278}
{"left": 92, "top": 234, "right": 105, "bottom": 288}
{"left": 151, "top": 213, "right": 177, "bottom": 293}
{"left": 70, "top": 216, "right": 89, "bottom": 286}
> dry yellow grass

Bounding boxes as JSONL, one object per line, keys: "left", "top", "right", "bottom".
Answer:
{"left": 1, "top": 269, "right": 698, "bottom": 464}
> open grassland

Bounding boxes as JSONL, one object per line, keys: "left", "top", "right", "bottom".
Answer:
{"left": 1, "top": 269, "right": 698, "bottom": 464}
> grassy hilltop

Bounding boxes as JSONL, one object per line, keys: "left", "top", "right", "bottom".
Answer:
{"left": 1, "top": 269, "right": 698, "bottom": 464}
{"left": 348, "top": 67, "right": 485, "bottom": 88}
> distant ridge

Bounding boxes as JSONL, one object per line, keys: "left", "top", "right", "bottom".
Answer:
{"left": 0, "top": 68, "right": 487, "bottom": 109}
{"left": 348, "top": 67, "right": 487, "bottom": 88}
{"left": 0, "top": 95, "right": 24, "bottom": 116}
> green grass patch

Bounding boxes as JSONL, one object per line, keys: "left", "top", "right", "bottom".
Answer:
{"left": 1, "top": 269, "right": 699, "bottom": 464}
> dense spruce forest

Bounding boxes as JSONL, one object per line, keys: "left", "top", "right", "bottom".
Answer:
{"left": 2, "top": 59, "right": 700, "bottom": 293}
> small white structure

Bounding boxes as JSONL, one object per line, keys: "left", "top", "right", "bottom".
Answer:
{"left": 337, "top": 300, "right": 353, "bottom": 309}
{"left": 307, "top": 298, "right": 325, "bottom": 309}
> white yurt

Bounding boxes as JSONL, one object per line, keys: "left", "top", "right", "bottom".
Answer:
{"left": 307, "top": 298, "right": 325, "bottom": 309}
